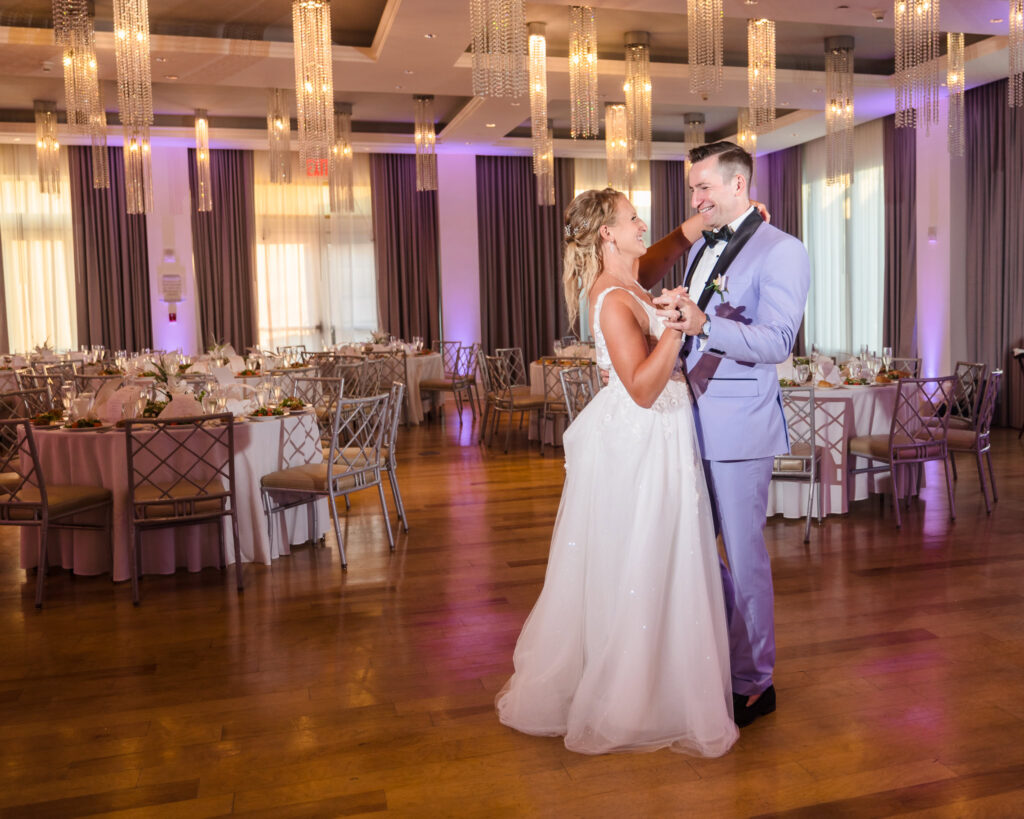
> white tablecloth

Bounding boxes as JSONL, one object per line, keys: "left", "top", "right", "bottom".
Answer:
{"left": 20, "top": 414, "right": 327, "bottom": 580}
{"left": 405, "top": 352, "right": 443, "bottom": 424}
{"left": 767, "top": 383, "right": 910, "bottom": 519}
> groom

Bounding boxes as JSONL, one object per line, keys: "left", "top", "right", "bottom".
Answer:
{"left": 638, "top": 141, "right": 809, "bottom": 727}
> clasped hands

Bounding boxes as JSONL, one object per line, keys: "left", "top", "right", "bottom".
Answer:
{"left": 653, "top": 287, "right": 706, "bottom": 336}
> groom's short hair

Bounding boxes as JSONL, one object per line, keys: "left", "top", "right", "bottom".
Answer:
{"left": 689, "top": 141, "right": 753, "bottom": 186}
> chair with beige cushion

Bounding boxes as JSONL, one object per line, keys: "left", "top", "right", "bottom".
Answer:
{"left": 847, "top": 375, "right": 956, "bottom": 528}
{"left": 261, "top": 391, "right": 392, "bottom": 569}
{"left": 772, "top": 385, "right": 823, "bottom": 542}
{"left": 381, "top": 382, "right": 409, "bottom": 532}
{"left": 125, "top": 413, "right": 242, "bottom": 605}
{"left": 483, "top": 354, "right": 546, "bottom": 453}
{"left": 943, "top": 370, "right": 1001, "bottom": 514}
{"left": 420, "top": 344, "right": 476, "bottom": 426}
{"left": 540, "top": 358, "right": 590, "bottom": 455}
{"left": 947, "top": 361, "right": 987, "bottom": 430}
{"left": 0, "top": 418, "right": 112, "bottom": 607}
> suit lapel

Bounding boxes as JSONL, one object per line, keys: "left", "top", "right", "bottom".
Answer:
{"left": 695, "top": 209, "right": 765, "bottom": 312}
{"left": 683, "top": 244, "right": 707, "bottom": 290}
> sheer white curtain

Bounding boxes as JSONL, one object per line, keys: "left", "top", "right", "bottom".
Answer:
{"left": 801, "top": 120, "right": 885, "bottom": 355}
{"left": 252, "top": 151, "right": 376, "bottom": 351}
{"left": 0, "top": 145, "right": 77, "bottom": 352}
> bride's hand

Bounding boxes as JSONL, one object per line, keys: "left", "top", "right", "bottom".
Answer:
{"left": 751, "top": 199, "right": 771, "bottom": 224}
{"left": 652, "top": 286, "right": 687, "bottom": 311}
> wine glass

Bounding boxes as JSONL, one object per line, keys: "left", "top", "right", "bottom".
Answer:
{"left": 60, "top": 383, "right": 77, "bottom": 422}
{"left": 882, "top": 346, "right": 893, "bottom": 372}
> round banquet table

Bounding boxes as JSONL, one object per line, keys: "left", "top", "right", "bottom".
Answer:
{"left": 20, "top": 413, "right": 327, "bottom": 581}
{"left": 766, "top": 382, "right": 917, "bottom": 519}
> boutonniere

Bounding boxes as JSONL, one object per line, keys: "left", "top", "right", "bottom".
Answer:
{"left": 708, "top": 274, "right": 728, "bottom": 301}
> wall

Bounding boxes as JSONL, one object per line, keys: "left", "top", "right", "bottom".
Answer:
{"left": 436, "top": 153, "right": 481, "bottom": 346}
{"left": 145, "top": 145, "right": 202, "bottom": 354}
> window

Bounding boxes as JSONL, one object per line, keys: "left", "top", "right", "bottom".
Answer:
{"left": 0, "top": 145, "right": 77, "bottom": 352}
{"left": 252, "top": 152, "right": 376, "bottom": 351}
{"left": 801, "top": 120, "right": 885, "bottom": 355}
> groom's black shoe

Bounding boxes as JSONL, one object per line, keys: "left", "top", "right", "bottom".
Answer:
{"left": 732, "top": 685, "right": 776, "bottom": 728}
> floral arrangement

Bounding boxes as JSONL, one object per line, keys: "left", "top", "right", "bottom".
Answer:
{"left": 370, "top": 330, "right": 389, "bottom": 345}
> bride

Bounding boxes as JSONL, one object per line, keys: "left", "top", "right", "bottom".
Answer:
{"left": 495, "top": 188, "right": 739, "bottom": 756}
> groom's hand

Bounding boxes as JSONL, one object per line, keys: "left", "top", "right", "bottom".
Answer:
{"left": 657, "top": 291, "right": 706, "bottom": 336}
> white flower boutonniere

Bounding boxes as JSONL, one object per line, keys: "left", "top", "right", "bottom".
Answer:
{"left": 709, "top": 274, "right": 729, "bottom": 301}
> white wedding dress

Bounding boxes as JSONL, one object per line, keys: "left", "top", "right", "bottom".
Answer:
{"left": 495, "top": 287, "right": 739, "bottom": 756}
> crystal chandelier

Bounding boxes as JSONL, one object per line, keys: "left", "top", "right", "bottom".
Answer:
{"left": 193, "top": 109, "right": 212, "bottom": 212}
{"left": 947, "top": 32, "right": 965, "bottom": 156}
{"left": 267, "top": 89, "right": 292, "bottom": 184}
{"left": 569, "top": 6, "right": 599, "bottom": 139}
{"left": 605, "top": 103, "right": 631, "bottom": 192}
{"left": 894, "top": 0, "right": 941, "bottom": 130}
{"left": 53, "top": 0, "right": 109, "bottom": 189}
{"left": 683, "top": 112, "right": 705, "bottom": 149}
{"left": 688, "top": 0, "right": 723, "bottom": 99}
{"left": 293, "top": 0, "right": 335, "bottom": 173}
{"left": 736, "top": 109, "right": 757, "bottom": 161}
{"left": 536, "top": 120, "right": 555, "bottom": 207}
{"left": 1011, "top": 0, "right": 1024, "bottom": 107}
{"left": 528, "top": 22, "right": 549, "bottom": 175}
{"left": 470, "top": 0, "right": 527, "bottom": 97}
{"left": 825, "top": 36, "right": 854, "bottom": 187}
{"left": 747, "top": 18, "right": 776, "bottom": 133}
{"left": 330, "top": 103, "right": 354, "bottom": 213}
{"left": 624, "top": 32, "right": 652, "bottom": 162}
{"left": 113, "top": 0, "right": 153, "bottom": 212}
{"left": 414, "top": 95, "right": 437, "bottom": 192}
{"left": 34, "top": 100, "right": 60, "bottom": 194}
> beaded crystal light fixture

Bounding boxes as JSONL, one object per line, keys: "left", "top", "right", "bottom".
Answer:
{"left": 267, "top": 89, "right": 292, "bottom": 184}
{"left": 747, "top": 18, "right": 776, "bottom": 133}
{"left": 947, "top": 32, "right": 965, "bottom": 156}
{"left": 536, "top": 120, "right": 555, "bottom": 207}
{"left": 414, "top": 95, "right": 437, "bottom": 192}
{"left": 330, "top": 103, "right": 354, "bottom": 213}
{"left": 624, "top": 32, "right": 652, "bottom": 163}
{"left": 194, "top": 109, "right": 212, "bottom": 212}
{"left": 825, "top": 36, "right": 854, "bottom": 188}
{"left": 569, "top": 6, "right": 599, "bottom": 139}
{"left": 894, "top": 0, "right": 941, "bottom": 130}
{"left": 683, "top": 112, "right": 706, "bottom": 149}
{"left": 470, "top": 0, "right": 527, "bottom": 97}
{"left": 113, "top": 0, "right": 153, "bottom": 212}
{"left": 293, "top": 0, "right": 335, "bottom": 173}
{"left": 34, "top": 100, "right": 60, "bottom": 194}
{"left": 688, "top": 0, "right": 723, "bottom": 99}
{"left": 528, "top": 22, "right": 549, "bottom": 176}
{"left": 736, "top": 109, "right": 757, "bottom": 165}
{"left": 1011, "top": 0, "right": 1024, "bottom": 107}
{"left": 605, "top": 103, "right": 631, "bottom": 192}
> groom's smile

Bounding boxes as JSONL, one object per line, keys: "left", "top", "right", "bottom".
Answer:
{"left": 689, "top": 155, "right": 750, "bottom": 231}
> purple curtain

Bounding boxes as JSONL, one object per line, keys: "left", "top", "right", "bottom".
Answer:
{"left": 476, "top": 155, "right": 574, "bottom": 361}
{"left": 964, "top": 79, "right": 1024, "bottom": 428}
{"left": 369, "top": 154, "right": 440, "bottom": 344}
{"left": 882, "top": 115, "right": 917, "bottom": 358}
{"left": 650, "top": 160, "right": 692, "bottom": 290}
{"left": 67, "top": 145, "right": 152, "bottom": 350}
{"left": 188, "top": 148, "right": 258, "bottom": 353}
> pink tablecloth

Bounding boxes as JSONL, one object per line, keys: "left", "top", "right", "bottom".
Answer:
{"left": 20, "top": 414, "right": 327, "bottom": 580}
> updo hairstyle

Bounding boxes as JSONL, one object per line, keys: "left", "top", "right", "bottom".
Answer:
{"left": 562, "top": 187, "right": 622, "bottom": 329}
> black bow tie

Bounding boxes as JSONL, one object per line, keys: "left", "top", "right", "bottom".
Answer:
{"left": 701, "top": 225, "right": 734, "bottom": 245}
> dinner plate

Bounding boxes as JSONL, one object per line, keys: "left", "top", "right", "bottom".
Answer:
{"left": 31, "top": 422, "right": 64, "bottom": 430}
{"left": 62, "top": 423, "right": 113, "bottom": 432}
{"left": 247, "top": 413, "right": 285, "bottom": 422}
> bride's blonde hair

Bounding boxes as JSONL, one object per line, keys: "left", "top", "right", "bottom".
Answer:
{"left": 562, "top": 187, "right": 622, "bottom": 329}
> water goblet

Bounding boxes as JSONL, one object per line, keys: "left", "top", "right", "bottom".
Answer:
{"left": 882, "top": 346, "right": 893, "bottom": 372}
{"left": 60, "top": 383, "right": 77, "bottom": 422}
{"left": 795, "top": 363, "right": 810, "bottom": 384}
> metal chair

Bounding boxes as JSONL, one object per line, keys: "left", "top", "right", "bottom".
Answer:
{"left": 381, "top": 382, "right": 409, "bottom": 532}
{"left": 848, "top": 375, "right": 957, "bottom": 528}
{"left": 372, "top": 351, "right": 410, "bottom": 417}
{"left": 291, "top": 376, "right": 344, "bottom": 445}
{"left": 889, "top": 357, "right": 921, "bottom": 377}
{"left": 947, "top": 361, "right": 987, "bottom": 430}
{"left": 559, "top": 365, "right": 597, "bottom": 424}
{"left": 483, "top": 354, "right": 546, "bottom": 453}
{"left": 539, "top": 358, "right": 589, "bottom": 455}
{"left": 260, "top": 392, "right": 393, "bottom": 569}
{"left": 0, "top": 418, "right": 112, "bottom": 607}
{"left": 0, "top": 388, "right": 53, "bottom": 419}
{"left": 419, "top": 344, "right": 476, "bottom": 426}
{"left": 943, "top": 370, "right": 1002, "bottom": 514}
{"left": 16, "top": 372, "right": 64, "bottom": 405}
{"left": 124, "top": 414, "right": 242, "bottom": 605}
{"left": 773, "top": 385, "right": 824, "bottom": 543}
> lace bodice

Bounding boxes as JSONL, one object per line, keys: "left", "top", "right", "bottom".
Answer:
{"left": 592, "top": 285, "right": 688, "bottom": 408}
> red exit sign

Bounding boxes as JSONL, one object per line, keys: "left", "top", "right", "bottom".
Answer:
{"left": 306, "top": 158, "right": 329, "bottom": 177}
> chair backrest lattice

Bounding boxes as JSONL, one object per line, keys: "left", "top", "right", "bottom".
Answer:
{"left": 436, "top": 341, "right": 461, "bottom": 377}
{"left": 889, "top": 375, "right": 956, "bottom": 459}
{"left": 292, "top": 376, "right": 344, "bottom": 442}
{"left": 17, "top": 372, "right": 63, "bottom": 404}
{"left": 382, "top": 382, "right": 406, "bottom": 466}
{"left": 974, "top": 370, "right": 1002, "bottom": 440}
{"left": 495, "top": 347, "right": 527, "bottom": 387}
{"left": 951, "top": 361, "right": 986, "bottom": 420}
{"left": 477, "top": 350, "right": 495, "bottom": 395}
{"left": 542, "top": 358, "right": 590, "bottom": 411}
{"left": 125, "top": 414, "right": 236, "bottom": 522}
{"left": 0, "top": 388, "right": 52, "bottom": 419}
{"left": 559, "top": 366, "right": 595, "bottom": 423}
{"left": 452, "top": 345, "right": 475, "bottom": 383}
{"left": 0, "top": 419, "right": 47, "bottom": 522}
{"left": 485, "top": 355, "right": 514, "bottom": 397}
{"left": 776, "top": 386, "right": 817, "bottom": 472}
{"left": 373, "top": 351, "right": 408, "bottom": 391}
{"left": 325, "top": 393, "right": 391, "bottom": 487}
{"left": 890, "top": 357, "right": 922, "bottom": 378}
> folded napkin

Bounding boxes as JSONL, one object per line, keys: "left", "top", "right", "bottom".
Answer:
{"left": 158, "top": 393, "right": 204, "bottom": 419}
{"left": 227, "top": 354, "right": 246, "bottom": 372}
{"left": 211, "top": 365, "right": 236, "bottom": 385}
{"left": 776, "top": 354, "right": 795, "bottom": 381}
{"left": 90, "top": 379, "right": 125, "bottom": 420}
{"left": 96, "top": 386, "right": 143, "bottom": 425}
{"left": 224, "top": 397, "right": 256, "bottom": 417}
{"left": 817, "top": 361, "right": 842, "bottom": 387}
{"left": 11, "top": 355, "right": 26, "bottom": 368}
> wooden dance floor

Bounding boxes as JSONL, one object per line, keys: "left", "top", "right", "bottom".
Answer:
{"left": 2, "top": 412, "right": 1023, "bottom": 816}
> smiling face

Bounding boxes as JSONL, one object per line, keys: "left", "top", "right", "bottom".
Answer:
{"left": 689, "top": 155, "right": 750, "bottom": 230}
{"left": 601, "top": 194, "right": 648, "bottom": 259}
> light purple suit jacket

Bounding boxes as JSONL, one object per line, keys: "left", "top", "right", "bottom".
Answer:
{"left": 684, "top": 220, "right": 810, "bottom": 461}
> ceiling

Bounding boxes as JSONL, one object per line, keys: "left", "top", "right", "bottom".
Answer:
{"left": 0, "top": 0, "right": 1016, "bottom": 158}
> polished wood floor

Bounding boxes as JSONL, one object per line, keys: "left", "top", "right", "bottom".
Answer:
{"left": 2, "top": 409, "right": 1023, "bottom": 818}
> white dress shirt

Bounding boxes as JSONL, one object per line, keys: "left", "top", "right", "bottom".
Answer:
{"left": 687, "top": 205, "right": 756, "bottom": 304}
